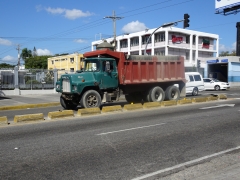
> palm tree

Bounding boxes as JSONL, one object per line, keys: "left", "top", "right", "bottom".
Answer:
{"left": 21, "top": 48, "right": 32, "bottom": 62}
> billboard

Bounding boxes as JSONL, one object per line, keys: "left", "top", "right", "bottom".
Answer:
{"left": 215, "top": 0, "right": 240, "bottom": 13}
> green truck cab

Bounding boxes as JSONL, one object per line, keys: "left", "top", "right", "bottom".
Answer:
{"left": 56, "top": 57, "right": 119, "bottom": 109}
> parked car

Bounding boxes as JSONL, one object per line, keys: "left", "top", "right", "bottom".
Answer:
{"left": 185, "top": 72, "right": 205, "bottom": 96}
{"left": 203, "top": 78, "right": 230, "bottom": 90}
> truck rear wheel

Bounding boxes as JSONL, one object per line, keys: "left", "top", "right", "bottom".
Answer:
{"left": 149, "top": 86, "right": 165, "bottom": 102}
{"left": 80, "top": 90, "right": 101, "bottom": 108}
{"left": 165, "top": 86, "right": 180, "bottom": 100}
{"left": 60, "top": 95, "right": 78, "bottom": 110}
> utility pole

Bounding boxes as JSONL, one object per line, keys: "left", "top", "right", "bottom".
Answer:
{"left": 16, "top": 44, "right": 21, "bottom": 69}
{"left": 104, "top": 11, "right": 123, "bottom": 51}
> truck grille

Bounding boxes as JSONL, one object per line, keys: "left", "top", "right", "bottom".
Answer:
{"left": 62, "top": 79, "right": 71, "bottom": 92}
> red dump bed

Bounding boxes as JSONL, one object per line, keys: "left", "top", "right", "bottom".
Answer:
{"left": 84, "top": 49, "right": 185, "bottom": 85}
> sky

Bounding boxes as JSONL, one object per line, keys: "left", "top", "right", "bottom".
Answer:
{"left": 0, "top": 0, "right": 239, "bottom": 65}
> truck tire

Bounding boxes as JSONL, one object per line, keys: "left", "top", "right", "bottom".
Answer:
{"left": 80, "top": 90, "right": 101, "bottom": 108}
{"left": 149, "top": 86, "right": 165, "bottom": 102}
{"left": 165, "top": 86, "right": 180, "bottom": 100}
{"left": 60, "top": 96, "right": 78, "bottom": 110}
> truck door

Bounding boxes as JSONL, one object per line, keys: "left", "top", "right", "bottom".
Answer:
{"left": 101, "top": 60, "right": 118, "bottom": 89}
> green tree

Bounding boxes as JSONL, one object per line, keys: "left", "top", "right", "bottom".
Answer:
{"left": 0, "top": 63, "right": 15, "bottom": 68}
{"left": 21, "top": 48, "right": 32, "bottom": 62}
{"left": 25, "top": 56, "right": 52, "bottom": 69}
{"left": 219, "top": 50, "right": 236, "bottom": 56}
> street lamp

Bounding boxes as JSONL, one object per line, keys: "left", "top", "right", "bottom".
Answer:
{"left": 144, "top": 20, "right": 184, "bottom": 55}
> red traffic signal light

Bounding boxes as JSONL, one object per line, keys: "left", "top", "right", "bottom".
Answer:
{"left": 184, "top": 13, "right": 190, "bottom": 29}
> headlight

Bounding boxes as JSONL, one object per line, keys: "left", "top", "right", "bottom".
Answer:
{"left": 56, "top": 85, "right": 60, "bottom": 89}
{"left": 73, "top": 85, "right": 77, "bottom": 91}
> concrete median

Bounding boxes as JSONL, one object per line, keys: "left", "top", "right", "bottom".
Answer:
{"left": 143, "top": 102, "right": 161, "bottom": 109}
{"left": 207, "top": 96, "right": 219, "bottom": 101}
{"left": 101, "top": 105, "right": 122, "bottom": 113}
{"left": 48, "top": 110, "right": 74, "bottom": 119}
{"left": 218, "top": 94, "right": 227, "bottom": 100}
{"left": 192, "top": 97, "right": 208, "bottom": 103}
{"left": 177, "top": 98, "right": 193, "bottom": 105}
{"left": 0, "top": 102, "right": 60, "bottom": 111}
{"left": 123, "top": 103, "right": 143, "bottom": 111}
{"left": 14, "top": 113, "right": 44, "bottom": 123}
{"left": 0, "top": 116, "right": 8, "bottom": 125}
{"left": 161, "top": 100, "right": 177, "bottom": 107}
{"left": 77, "top": 107, "right": 101, "bottom": 116}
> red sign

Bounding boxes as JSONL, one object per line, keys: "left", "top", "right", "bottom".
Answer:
{"left": 172, "top": 35, "right": 183, "bottom": 43}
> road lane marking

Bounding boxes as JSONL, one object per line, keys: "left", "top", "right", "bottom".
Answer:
{"left": 200, "top": 104, "right": 235, "bottom": 109}
{"left": 96, "top": 123, "right": 165, "bottom": 136}
{"left": 131, "top": 146, "right": 240, "bottom": 180}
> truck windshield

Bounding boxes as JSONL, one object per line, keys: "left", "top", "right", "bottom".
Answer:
{"left": 85, "top": 60, "right": 100, "bottom": 72}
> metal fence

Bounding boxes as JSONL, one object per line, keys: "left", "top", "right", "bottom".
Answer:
{"left": 0, "top": 67, "right": 57, "bottom": 90}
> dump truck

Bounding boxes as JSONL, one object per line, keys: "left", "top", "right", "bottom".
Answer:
{"left": 56, "top": 41, "right": 186, "bottom": 109}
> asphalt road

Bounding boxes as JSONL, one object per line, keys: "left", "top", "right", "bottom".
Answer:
{"left": 0, "top": 98, "right": 240, "bottom": 179}
{"left": 1, "top": 88, "right": 240, "bottom": 123}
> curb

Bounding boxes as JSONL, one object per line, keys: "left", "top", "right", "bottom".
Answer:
{"left": 177, "top": 98, "right": 192, "bottom": 105}
{"left": 123, "top": 103, "right": 143, "bottom": 111}
{"left": 0, "top": 116, "right": 8, "bottom": 125}
{"left": 218, "top": 94, "right": 227, "bottom": 99}
{"left": 192, "top": 97, "right": 207, "bottom": 103}
{"left": 143, "top": 102, "right": 161, "bottom": 109}
{"left": 0, "top": 102, "right": 60, "bottom": 111}
{"left": 77, "top": 107, "right": 101, "bottom": 116}
{"left": 161, "top": 100, "right": 177, "bottom": 107}
{"left": 101, "top": 105, "right": 122, "bottom": 113}
{"left": 48, "top": 110, "right": 74, "bottom": 119}
{"left": 14, "top": 113, "right": 44, "bottom": 123}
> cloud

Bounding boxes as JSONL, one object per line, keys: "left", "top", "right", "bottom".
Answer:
{"left": 2, "top": 55, "right": 16, "bottom": 61}
{"left": 37, "top": 49, "right": 52, "bottom": 56}
{"left": 74, "top": 39, "right": 86, "bottom": 43}
{"left": 45, "top": 7, "right": 93, "bottom": 20}
{"left": 219, "top": 42, "right": 236, "bottom": 52}
{"left": 0, "top": 38, "right": 12, "bottom": 46}
{"left": 122, "top": 21, "right": 148, "bottom": 34}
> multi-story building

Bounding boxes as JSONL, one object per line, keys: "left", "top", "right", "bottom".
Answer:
{"left": 47, "top": 53, "right": 84, "bottom": 72}
{"left": 91, "top": 27, "right": 219, "bottom": 68}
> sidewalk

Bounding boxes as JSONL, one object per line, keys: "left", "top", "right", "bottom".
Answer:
{"left": 0, "top": 93, "right": 61, "bottom": 110}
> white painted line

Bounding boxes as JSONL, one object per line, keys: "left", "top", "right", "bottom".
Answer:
{"left": 96, "top": 123, "right": 165, "bottom": 136}
{"left": 200, "top": 104, "right": 235, "bottom": 109}
{"left": 131, "top": 146, "right": 240, "bottom": 180}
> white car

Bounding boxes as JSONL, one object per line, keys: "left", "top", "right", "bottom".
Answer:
{"left": 203, "top": 78, "right": 230, "bottom": 91}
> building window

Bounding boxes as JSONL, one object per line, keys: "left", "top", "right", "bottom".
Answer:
{"left": 193, "top": 35, "right": 196, "bottom": 45}
{"left": 186, "top": 51, "right": 189, "bottom": 60}
{"left": 155, "top": 50, "right": 165, "bottom": 56}
{"left": 120, "top": 40, "right": 128, "bottom": 48}
{"left": 51, "top": 61, "right": 54, "bottom": 65}
{"left": 142, "top": 35, "right": 151, "bottom": 45}
{"left": 130, "top": 37, "right": 139, "bottom": 47}
{"left": 70, "top": 58, "right": 74, "bottom": 63}
{"left": 70, "top": 68, "right": 74, "bottom": 72}
{"left": 186, "top": 35, "right": 190, "bottom": 44}
{"left": 155, "top": 33, "right": 165, "bottom": 42}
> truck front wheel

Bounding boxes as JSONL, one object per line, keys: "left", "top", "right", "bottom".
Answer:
{"left": 80, "top": 90, "right": 101, "bottom": 108}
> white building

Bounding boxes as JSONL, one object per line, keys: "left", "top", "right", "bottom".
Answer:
{"left": 92, "top": 27, "right": 219, "bottom": 68}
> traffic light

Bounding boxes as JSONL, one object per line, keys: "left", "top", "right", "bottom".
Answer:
{"left": 184, "top": 13, "right": 190, "bottom": 29}
{"left": 197, "top": 60, "right": 201, "bottom": 68}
